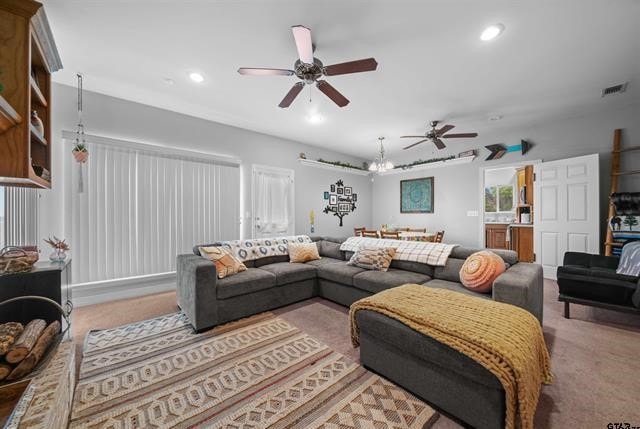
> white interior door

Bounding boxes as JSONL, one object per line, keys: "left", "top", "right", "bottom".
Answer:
{"left": 252, "top": 165, "right": 295, "bottom": 239}
{"left": 534, "top": 154, "right": 599, "bottom": 279}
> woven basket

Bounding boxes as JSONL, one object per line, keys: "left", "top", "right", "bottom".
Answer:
{"left": 0, "top": 247, "right": 39, "bottom": 275}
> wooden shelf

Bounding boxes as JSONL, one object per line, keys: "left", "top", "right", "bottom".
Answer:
{"left": 0, "top": 95, "right": 22, "bottom": 134}
{"left": 298, "top": 158, "right": 371, "bottom": 176}
{"left": 30, "top": 76, "right": 47, "bottom": 107}
{"left": 378, "top": 155, "right": 476, "bottom": 176}
{"left": 29, "top": 124, "right": 47, "bottom": 146}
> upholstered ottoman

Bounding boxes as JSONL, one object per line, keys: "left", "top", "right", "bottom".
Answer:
{"left": 356, "top": 309, "right": 506, "bottom": 429}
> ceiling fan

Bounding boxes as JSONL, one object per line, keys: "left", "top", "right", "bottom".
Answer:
{"left": 237, "top": 25, "right": 378, "bottom": 108}
{"left": 401, "top": 121, "right": 478, "bottom": 150}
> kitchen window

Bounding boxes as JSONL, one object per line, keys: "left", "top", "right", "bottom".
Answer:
{"left": 485, "top": 185, "right": 514, "bottom": 213}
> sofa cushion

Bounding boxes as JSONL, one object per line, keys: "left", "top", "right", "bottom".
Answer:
{"left": 424, "top": 279, "right": 491, "bottom": 299}
{"left": 198, "top": 246, "right": 247, "bottom": 279}
{"left": 557, "top": 266, "right": 637, "bottom": 305}
{"left": 390, "top": 259, "right": 434, "bottom": 276}
{"left": 460, "top": 251, "right": 507, "bottom": 293}
{"left": 317, "top": 261, "right": 367, "bottom": 286}
{"left": 318, "top": 240, "right": 344, "bottom": 260}
{"left": 305, "top": 257, "right": 343, "bottom": 267}
{"left": 353, "top": 269, "right": 431, "bottom": 294}
{"left": 216, "top": 268, "right": 276, "bottom": 299}
{"left": 451, "top": 246, "right": 518, "bottom": 266}
{"left": 433, "top": 258, "right": 465, "bottom": 282}
{"left": 254, "top": 255, "right": 290, "bottom": 267}
{"left": 258, "top": 262, "right": 317, "bottom": 285}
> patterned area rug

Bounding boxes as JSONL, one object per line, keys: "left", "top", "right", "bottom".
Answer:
{"left": 70, "top": 312, "right": 438, "bottom": 428}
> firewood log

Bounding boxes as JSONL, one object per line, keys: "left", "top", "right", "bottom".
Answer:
{"left": 0, "top": 322, "right": 24, "bottom": 356}
{"left": 7, "top": 321, "right": 61, "bottom": 380}
{"left": 5, "top": 319, "right": 46, "bottom": 364}
{"left": 0, "top": 363, "right": 12, "bottom": 381}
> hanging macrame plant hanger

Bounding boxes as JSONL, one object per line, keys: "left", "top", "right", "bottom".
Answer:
{"left": 72, "top": 73, "right": 88, "bottom": 192}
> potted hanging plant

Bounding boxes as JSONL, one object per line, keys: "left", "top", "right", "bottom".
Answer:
{"left": 72, "top": 143, "right": 88, "bottom": 163}
{"left": 44, "top": 237, "right": 70, "bottom": 262}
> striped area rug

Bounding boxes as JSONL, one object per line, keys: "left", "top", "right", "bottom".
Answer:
{"left": 69, "top": 312, "right": 438, "bottom": 428}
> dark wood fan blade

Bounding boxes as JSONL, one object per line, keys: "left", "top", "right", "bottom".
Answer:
{"left": 278, "top": 82, "right": 305, "bottom": 108}
{"left": 238, "top": 68, "right": 294, "bottom": 76}
{"left": 434, "top": 138, "right": 446, "bottom": 150}
{"left": 436, "top": 124, "right": 455, "bottom": 136}
{"left": 403, "top": 139, "right": 429, "bottom": 150}
{"left": 400, "top": 135, "right": 427, "bottom": 138}
{"left": 442, "top": 133, "right": 478, "bottom": 138}
{"left": 316, "top": 80, "right": 349, "bottom": 107}
{"left": 324, "top": 58, "right": 378, "bottom": 76}
{"left": 291, "top": 25, "right": 314, "bottom": 64}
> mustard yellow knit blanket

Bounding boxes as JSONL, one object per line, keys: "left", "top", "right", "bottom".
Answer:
{"left": 349, "top": 284, "right": 553, "bottom": 429}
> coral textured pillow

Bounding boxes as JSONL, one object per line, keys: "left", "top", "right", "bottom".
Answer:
{"left": 347, "top": 247, "right": 397, "bottom": 272}
{"left": 288, "top": 242, "right": 321, "bottom": 263}
{"left": 459, "top": 250, "right": 506, "bottom": 293}
{"left": 199, "top": 246, "right": 247, "bottom": 279}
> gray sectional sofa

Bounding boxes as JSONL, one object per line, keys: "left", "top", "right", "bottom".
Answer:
{"left": 177, "top": 236, "right": 543, "bottom": 332}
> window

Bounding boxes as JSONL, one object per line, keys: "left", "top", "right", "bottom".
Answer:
{"left": 485, "top": 185, "right": 514, "bottom": 213}
{"left": 0, "top": 186, "right": 39, "bottom": 248}
{"left": 68, "top": 138, "right": 240, "bottom": 284}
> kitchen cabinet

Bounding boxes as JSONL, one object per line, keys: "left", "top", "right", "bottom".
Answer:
{"left": 485, "top": 224, "right": 509, "bottom": 250}
{"left": 511, "top": 225, "right": 535, "bottom": 262}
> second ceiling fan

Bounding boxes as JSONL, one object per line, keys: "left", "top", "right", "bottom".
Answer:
{"left": 401, "top": 121, "right": 478, "bottom": 150}
{"left": 238, "top": 25, "right": 378, "bottom": 108}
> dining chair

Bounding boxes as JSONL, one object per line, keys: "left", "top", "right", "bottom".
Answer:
{"left": 380, "top": 231, "right": 400, "bottom": 239}
{"left": 354, "top": 227, "right": 366, "bottom": 237}
{"left": 362, "top": 230, "right": 380, "bottom": 238}
{"left": 408, "top": 228, "right": 427, "bottom": 233}
{"left": 434, "top": 231, "right": 445, "bottom": 243}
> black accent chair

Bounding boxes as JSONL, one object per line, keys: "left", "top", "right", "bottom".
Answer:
{"left": 557, "top": 251, "right": 640, "bottom": 318}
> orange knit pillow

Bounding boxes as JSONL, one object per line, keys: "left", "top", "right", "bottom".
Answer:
{"left": 459, "top": 251, "right": 506, "bottom": 293}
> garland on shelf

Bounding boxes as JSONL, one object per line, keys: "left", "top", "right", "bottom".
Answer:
{"left": 393, "top": 155, "right": 456, "bottom": 170}
{"left": 315, "top": 158, "right": 367, "bottom": 171}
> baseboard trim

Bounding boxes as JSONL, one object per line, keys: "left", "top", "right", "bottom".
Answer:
{"left": 68, "top": 272, "right": 177, "bottom": 307}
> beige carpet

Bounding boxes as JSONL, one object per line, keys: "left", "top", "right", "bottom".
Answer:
{"left": 70, "top": 312, "right": 438, "bottom": 428}
{"left": 72, "top": 279, "right": 640, "bottom": 428}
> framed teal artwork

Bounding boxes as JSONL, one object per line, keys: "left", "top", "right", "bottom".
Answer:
{"left": 400, "top": 177, "right": 434, "bottom": 213}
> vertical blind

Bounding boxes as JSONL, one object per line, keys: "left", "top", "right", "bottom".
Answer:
{"left": 2, "top": 186, "right": 39, "bottom": 247}
{"left": 69, "top": 140, "right": 240, "bottom": 284}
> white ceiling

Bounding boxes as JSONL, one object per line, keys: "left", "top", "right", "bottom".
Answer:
{"left": 46, "top": 0, "right": 640, "bottom": 159}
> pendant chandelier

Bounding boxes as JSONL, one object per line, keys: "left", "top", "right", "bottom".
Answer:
{"left": 368, "top": 137, "right": 394, "bottom": 172}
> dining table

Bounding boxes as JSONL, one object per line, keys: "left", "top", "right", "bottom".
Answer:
{"left": 397, "top": 231, "right": 435, "bottom": 241}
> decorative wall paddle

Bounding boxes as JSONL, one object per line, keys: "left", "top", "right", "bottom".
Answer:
{"left": 485, "top": 140, "right": 531, "bottom": 161}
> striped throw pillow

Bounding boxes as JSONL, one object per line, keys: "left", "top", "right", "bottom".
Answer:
{"left": 347, "top": 246, "right": 397, "bottom": 272}
{"left": 617, "top": 241, "right": 640, "bottom": 277}
{"left": 288, "top": 242, "right": 320, "bottom": 263}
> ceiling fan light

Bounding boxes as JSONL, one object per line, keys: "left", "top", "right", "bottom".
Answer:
{"left": 384, "top": 161, "right": 394, "bottom": 170}
{"left": 368, "top": 162, "right": 378, "bottom": 171}
{"left": 480, "top": 24, "right": 505, "bottom": 41}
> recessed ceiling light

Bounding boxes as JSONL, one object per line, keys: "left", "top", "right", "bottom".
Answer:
{"left": 489, "top": 115, "right": 503, "bottom": 121}
{"left": 480, "top": 24, "right": 505, "bottom": 41}
{"left": 189, "top": 72, "right": 204, "bottom": 83}
{"left": 306, "top": 112, "right": 325, "bottom": 124}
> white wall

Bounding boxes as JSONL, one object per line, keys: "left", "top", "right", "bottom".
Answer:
{"left": 40, "top": 83, "right": 374, "bottom": 245}
{"left": 372, "top": 101, "right": 640, "bottom": 248}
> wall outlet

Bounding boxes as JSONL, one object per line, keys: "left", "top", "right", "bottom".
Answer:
{"left": 467, "top": 210, "right": 479, "bottom": 217}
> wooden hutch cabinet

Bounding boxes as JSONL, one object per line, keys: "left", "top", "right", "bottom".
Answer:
{"left": 0, "top": 0, "right": 62, "bottom": 188}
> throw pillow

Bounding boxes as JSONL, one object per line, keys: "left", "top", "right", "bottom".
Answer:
{"left": 347, "top": 246, "right": 396, "bottom": 272}
{"left": 459, "top": 250, "right": 506, "bottom": 293}
{"left": 199, "top": 246, "right": 247, "bottom": 279}
{"left": 617, "top": 241, "right": 640, "bottom": 277}
{"left": 288, "top": 242, "right": 321, "bottom": 263}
